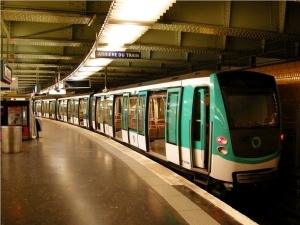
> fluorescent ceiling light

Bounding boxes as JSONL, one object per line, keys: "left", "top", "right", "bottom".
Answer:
{"left": 71, "top": 77, "right": 89, "bottom": 81}
{"left": 79, "top": 66, "right": 103, "bottom": 72}
{"left": 100, "top": 24, "right": 149, "bottom": 46}
{"left": 73, "top": 71, "right": 95, "bottom": 77}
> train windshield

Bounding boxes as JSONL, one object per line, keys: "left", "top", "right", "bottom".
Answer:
{"left": 226, "top": 90, "right": 279, "bottom": 128}
{"left": 217, "top": 71, "right": 280, "bottom": 129}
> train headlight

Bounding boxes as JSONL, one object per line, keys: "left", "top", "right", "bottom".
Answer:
{"left": 216, "top": 136, "right": 227, "bottom": 145}
{"left": 217, "top": 146, "right": 228, "bottom": 155}
{"left": 223, "top": 183, "right": 233, "bottom": 190}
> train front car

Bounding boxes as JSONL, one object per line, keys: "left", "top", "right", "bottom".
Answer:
{"left": 210, "top": 71, "right": 283, "bottom": 194}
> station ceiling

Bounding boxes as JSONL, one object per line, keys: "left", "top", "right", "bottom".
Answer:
{"left": 1, "top": 1, "right": 300, "bottom": 94}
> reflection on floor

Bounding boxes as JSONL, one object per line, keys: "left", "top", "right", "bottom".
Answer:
{"left": 115, "top": 129, "right": 122, "bottom": 140}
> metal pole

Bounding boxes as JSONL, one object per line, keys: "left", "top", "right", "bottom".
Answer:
{"left": 105, "top": 66, "right": 107, "bottom": 89}
{"left": 103, "top": 66, "right": 107, "bottom": 92}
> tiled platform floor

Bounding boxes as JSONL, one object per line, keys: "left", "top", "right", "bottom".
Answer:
{"left": 1, "top": 119, "right": 255, "bottom": 225}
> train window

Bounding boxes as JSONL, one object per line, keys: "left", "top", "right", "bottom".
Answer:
{"left": 114, "top": 97, "right": 123, "bottom": 139}
{"left": 128, "top": 96, "right": 137, "bottom": 130}
{"left": 166, "top": 92, "right": 179, "bottom": 145}
{"left": 70, "top": 100, "right": 74, "bottom": 118}
{"left": 114, "top": 97, "right": 122, "bottom": 116}
{"left": 193, "top": 92, "right": 201, "bottom": 141}
{"left": 63, "top": 100, "right": 67, "bottom": 117}
{"left": 41, "top": 102, "right": 44, "bottom": 116}
{"left": 91, "top": 98, "right": 96, "bottom": 124}
{"left": 58, "top": 101, "right": 63, "bottom": 118}
{"left": 122, "top": 95, "right": 129, "bottom": 130}
{"left": 79, "top": 99, "right": 84, "bottom": 125}
{"left": 60, "top": 101, "right": 63, "bottom": 116}
{"left": 74, "top": 100, "right": 79, "bottom": 118}
{"left": 104, "top": 97, "right": 113, "bottom": 126}
{"left": 96, "top": 98, "right": 101, "bottom": 130}
{"left": 83, "top": 98, "right": 89, "bottom": 118}
{"left": 138, "top": 95, "right": 145, "bottom": 135}
{"left": 49, "top": 102, "right": 53, "bottom": 116}
{"left": 67, "top": 100, "right": 71, "bottom": 122}
{"left": 114, "top": 97, "right": 122, "bottom": 133}
{"left": 100, "top": 98, "right": 105, "bottom": 124}
{"left": 226, "top": 91, "right": 279, "bottom": 128}
{"left": 44, "top": 102, "right": 48, "bottom": 115}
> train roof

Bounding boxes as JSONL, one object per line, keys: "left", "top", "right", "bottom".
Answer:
{"left": 56, "top": 93, "right": 92, "bottom": 100}
{"left": 94, "top": 70, "right": 214, "bottom": 96}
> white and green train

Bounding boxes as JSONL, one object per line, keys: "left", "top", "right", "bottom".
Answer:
{"left": 34, "top": 70, "right": 283, "bottom": 196}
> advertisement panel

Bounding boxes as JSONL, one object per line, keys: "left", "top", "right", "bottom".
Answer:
{"left": 8, "top": 106, "right": 22, "bottom": 125}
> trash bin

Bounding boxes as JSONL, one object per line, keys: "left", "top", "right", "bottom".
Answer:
{"left": 1, "top": 126, "right": 22, "bottom": 153}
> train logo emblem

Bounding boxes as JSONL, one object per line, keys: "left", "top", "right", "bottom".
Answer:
{"left": 252, "top": 137, "right": 261, "bottom": 148}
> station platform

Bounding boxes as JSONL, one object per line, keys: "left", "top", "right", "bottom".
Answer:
{"left": 1, "top": 119, "right": 257, "bottom": 225}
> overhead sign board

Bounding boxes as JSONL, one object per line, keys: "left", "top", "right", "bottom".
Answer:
{"left": 63, "top": 80, "right": 91, "bottom": 89}
{"left": 95, "top": 51, "right": 141, "bottom": 59}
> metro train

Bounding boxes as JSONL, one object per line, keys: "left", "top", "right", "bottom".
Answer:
{"left": 33, "top": 70, "right": 283, "bottom": 196}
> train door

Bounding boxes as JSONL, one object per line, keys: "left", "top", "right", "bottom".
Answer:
{"left": 41, "top": 101, "right": 44, "bottom": 117}
{"left": 56, "top": 100, "right": 60, "bottom": 120}
{"left": 95, "top": 96, "right": 104, "bottom": 133}
{"left": 103, "top": 95, "right": 113, "bottom": 136}
{"left": 57, "top": 100, "right": 63, "bottom": 121}
{"left": 67, "top": 100, "right": 72, "bottom": 123}
{"left": 52, "top": 100, "right": 56, "bottom": 119}
{"left": 114, "top": 96, "right": 122, "bottom": 140}
{"left": 36, "top": 101, "right": 41, "bottom": 117}
{"left": 79, "top": 99, "right": 83, "bottom": 126}
{"left": 165, "top": 87, "right": 182, "bottom": 165}
{"left": 121, "top": 93, "right": 129, "bottom": 143}
{"left": 191, "top": 88, "right": 209, "bottom": 169}
{"left": 91, "top": 96, "right": 96, "bottom": 130}
{"left": 49, "top": 101, "right": 52, "bottom": 118}
{"left": 73, "top": 99, "right": 79, "bottom": 125}
{"left": 148, "top": 92, "right": 167, "bottom": 157}
{"left": 137, "top": 91, "right": 148, "bottom": 151}
{"left": 49, "top": 101, "right": 55, "bottom": 119}
{"left": 128, "top": 95, "right": 138, "bottom": 147}
{"left": 70, "top": 100, "right": 74, "bottom": 123}
{"left": 101, "top": 96, "right": 105, "bottom": 133}
{"left": 44, "top": 101, "right": 49, "bottom": 118}
{"left": 63, "top": 100, "right": 67, "bottom": 122}
{"left": 84, "top": 97, "right": 89, "bottom": 128}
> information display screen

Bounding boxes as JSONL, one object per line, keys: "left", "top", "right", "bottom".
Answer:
{"left": 1, "top": 60, "right": 12, "bottom": 84}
